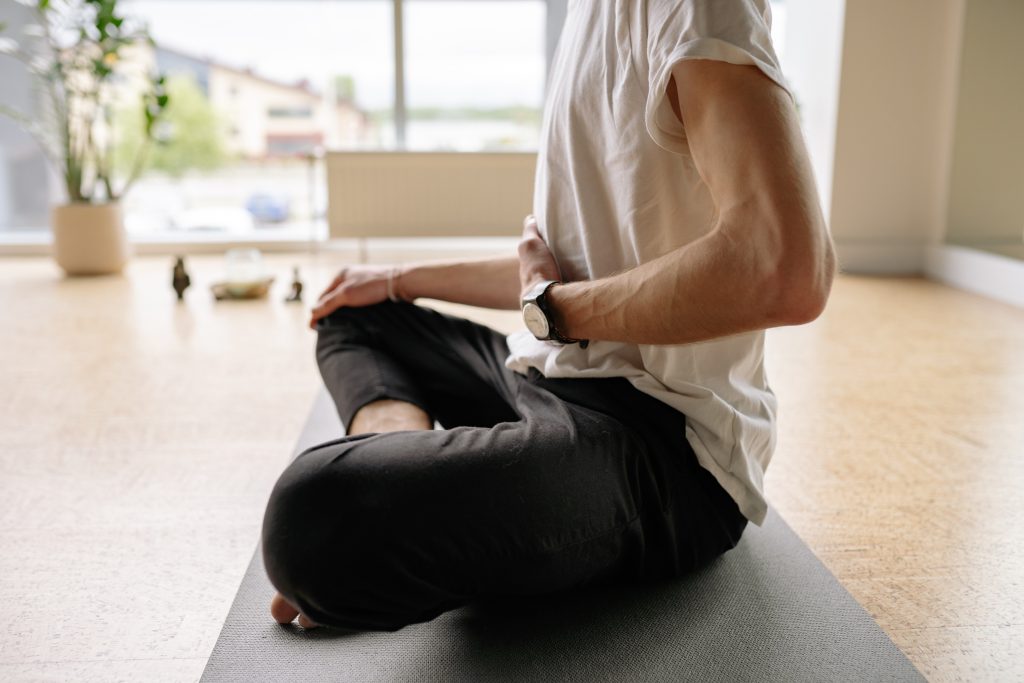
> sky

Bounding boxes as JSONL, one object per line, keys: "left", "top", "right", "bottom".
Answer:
{"left": 123, "top": 0, "right": 548, "bottom": 110}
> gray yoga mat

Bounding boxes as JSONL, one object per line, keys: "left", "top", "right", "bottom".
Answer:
{"left": 202, "top": 390, "right": 924, "bottom": 682}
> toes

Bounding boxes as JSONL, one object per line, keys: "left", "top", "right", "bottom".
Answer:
{"left": 271, "top": 592, "right": 319, "bottom": 629}
{"left": 270, "top": 592, "right": 299, "bottom": 624}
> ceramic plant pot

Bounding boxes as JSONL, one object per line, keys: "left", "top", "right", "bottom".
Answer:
{"left": 51, "top": 202, "right": 130, "bottom": 276}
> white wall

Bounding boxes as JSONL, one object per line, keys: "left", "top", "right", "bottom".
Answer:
{"left": 828, "top": 0, "right": 964, "bottom": 273}
{"left": 945, "top": 0, "right": 1024, "bottom": 247}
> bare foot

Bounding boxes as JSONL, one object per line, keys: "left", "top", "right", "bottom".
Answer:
{"left": 271, "top": 592, "right": 319, "bottom": 629}
{"left": 350, "top": 399, "right": 432, "bottom": 434}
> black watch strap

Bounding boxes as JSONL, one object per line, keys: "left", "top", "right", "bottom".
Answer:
{"left": 527, "top": 281, "right": 589, "bottom": 348}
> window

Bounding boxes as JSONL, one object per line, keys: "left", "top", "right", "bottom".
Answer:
{"left": 0, "top": 1, "right": 53, "bottom": 239}
{"left": 0, "top": 0, "right": 399, "bottom": 242}
{"left": 404, "top": 1, "right": 546, "bottom": 151}
{"left": 120, "top": 0, "right": 397, "bottom": 240}
{"left": 0, "top": 1, "right": 557, "bottom": 243}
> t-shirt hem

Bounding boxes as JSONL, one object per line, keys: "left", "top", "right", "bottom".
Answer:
{"left": 693, "top": 449, "right": 769, "bottom": 526}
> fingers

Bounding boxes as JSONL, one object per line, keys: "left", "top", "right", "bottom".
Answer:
{"left": 318, "top": 269, "right": 347, "bottom": 300}
{"left": 270, "top": 592, "right": 319, "bottom": 629}
{"left": 308, "top": 294, "right": 340, "bottom": 330}
{"left": 518, "top": 232, "right": 550, "bottom": 261}
{"left": 309, "top": 271, "right": 347, "bottom": 330}
{"left": 306, "top": 264, "right": 393, "bottom": 330}
{"left": 518, "top": 215, "right": 543, "bottom": 254}
{"left": 518, "top": 234, "right": 547, "bottom": 258}
{"left": 518, "top": 213, "right": 562, "bottom": 291}
{"left": 522, "top": 214, "right": 539, "bottom": 238}
{"left": 309, "top": 281, "right": 354, "bottom": 329}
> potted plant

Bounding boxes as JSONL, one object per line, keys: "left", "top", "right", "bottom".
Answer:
{"left": 0, "top": 0, "right": 169, "bottom": 275}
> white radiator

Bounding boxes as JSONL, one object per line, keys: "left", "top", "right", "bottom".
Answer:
{"left": 326, "top": 151, "right": 537, "bottom": 238}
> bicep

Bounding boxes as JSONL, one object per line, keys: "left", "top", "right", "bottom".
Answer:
{"left": 669, "top": 59, "right": 819, "bottom": 228}
{"left": 668, "top": 59, "right": 834, "bottom": 317}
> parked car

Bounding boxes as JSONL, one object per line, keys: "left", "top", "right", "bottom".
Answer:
{"left": 245, "top": 193, "right": 291, "bottom": 223}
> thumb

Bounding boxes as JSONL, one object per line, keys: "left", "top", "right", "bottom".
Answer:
{"left": 522, "top": 214, "right": 540, "bottom": 238}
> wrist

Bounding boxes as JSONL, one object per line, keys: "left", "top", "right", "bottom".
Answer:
{"left": 521, "top": 279, "right": 588, "bottom": 346}
{"left": 391, "top": 264, "right": 415, "bottom": 302}
{"left": 546, "top": 282, "right": 576, "bottom": 339}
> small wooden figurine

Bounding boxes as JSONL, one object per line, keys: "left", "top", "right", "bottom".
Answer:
{"left": 172, "top": 256, "right": 191, "bottom": 301}
{"left": 285, "top": 266, "right": 303, "bottom": 303}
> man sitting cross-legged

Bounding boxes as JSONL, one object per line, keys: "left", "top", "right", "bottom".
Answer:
{"left": 263, "top": 0, "right": 836, "bottom": 631}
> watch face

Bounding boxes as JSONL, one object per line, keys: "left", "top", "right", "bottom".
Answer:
{"left": 523, "top": 302, "right": 550, "bottom": 339}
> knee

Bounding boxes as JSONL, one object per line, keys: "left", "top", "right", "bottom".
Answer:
{"left": 314, "top": 301, "right": 409, "bottom": 364}
{"left": 316, "top": 300, "right": 409, "bottom": 332}
{"left": 261, "top": 447, "right": 332, "bottom": 604}
{"left": 261, "top": 441, "right": 369, "bottom": 602}
{"left": 260, "top": 436, "right": 431, "bottom": 629}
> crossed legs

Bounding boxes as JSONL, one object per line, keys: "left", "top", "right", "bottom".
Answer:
{"left": 261, "top": 302, "right": 747, "bottom": 631}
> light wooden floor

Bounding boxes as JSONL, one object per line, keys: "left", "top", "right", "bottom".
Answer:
{"left": 0, "top": 251, "right": 1021, "bottom": 682}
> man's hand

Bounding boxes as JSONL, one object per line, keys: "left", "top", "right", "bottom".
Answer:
{"left": 308, "top": 264, "right": 400, "bottom": 329}
{"left": 517, "top": 214, "right": 562, "bottom": 299}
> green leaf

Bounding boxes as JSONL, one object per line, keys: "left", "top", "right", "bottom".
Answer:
{"left": 37, "top": 0, "right": 50, "bottom": 11}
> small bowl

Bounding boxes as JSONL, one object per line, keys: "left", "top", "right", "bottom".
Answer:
{"left": 211, "top": 277, "right": 275, "bottom": 300}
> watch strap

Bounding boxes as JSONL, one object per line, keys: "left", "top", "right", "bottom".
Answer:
{"left": 532, "top": 281, "right": 589, "bottom": 348}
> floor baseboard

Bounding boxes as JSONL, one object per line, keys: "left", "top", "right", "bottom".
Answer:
{"left": 925, "top": 244, "right": 1024, "bottom": 309}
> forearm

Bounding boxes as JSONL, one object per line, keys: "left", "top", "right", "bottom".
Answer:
{"left": 548, "top": 223, "right": 835, "bottom": 346}
{"left": 398, "top": 255, "right": 521, "bottom": 310}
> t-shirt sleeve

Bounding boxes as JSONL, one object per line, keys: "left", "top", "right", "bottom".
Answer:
{"left": 644, "top": 0, "right": 792, "bottom": 155}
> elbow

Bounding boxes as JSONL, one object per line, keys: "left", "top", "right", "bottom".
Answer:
{"left": 760, "top": 233, "right": 836, "bottom": 326}
{"left": 716, "top": 205, "right": 837, "bottom": 329}
{"left": 773, "top": 276, "right": 831, "bottom": 325}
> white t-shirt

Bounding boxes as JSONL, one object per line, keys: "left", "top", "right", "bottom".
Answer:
{"left": 506, "top": 0, "right": 791, "bottom": 525}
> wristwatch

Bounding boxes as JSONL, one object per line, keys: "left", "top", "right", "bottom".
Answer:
{"left": 521, "top": 280, "right": 588, "bottom": 347}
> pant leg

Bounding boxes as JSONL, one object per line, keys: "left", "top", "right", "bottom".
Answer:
{"left": 532, "top": 370, "right": 749, "bottom": 573}
{"left": 263, "top": 381, "right": 650, "bottom": 631}
{"left": 314, "top": 301, "right": 521, "bottom": 431}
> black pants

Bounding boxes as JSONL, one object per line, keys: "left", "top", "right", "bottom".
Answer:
{"left": 262, "top": 301, "right": 747, "bottom": 631}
